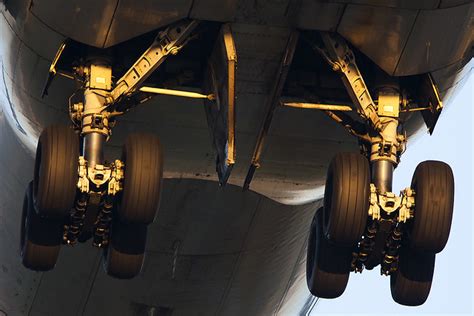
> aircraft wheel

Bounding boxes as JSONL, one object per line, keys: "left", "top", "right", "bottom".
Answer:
{"left": 34, "top": 125, "right": 79, "bottom": 218}
{"left": 103, "top": 220, "right": 147, "bottom": 279}
{"left": 21, "top": 182, "right": 63, "bottom": 271}
{"left": 390, "top": 247, "right": 435, "bottom": 306}
{"left": 323, "top": 153, "right": 370, "bottom": 246}
{"left": 306, "top": 208, "right": 352, "bottom": 299}
{"left": 408, "top": 161, "right": 454, "bottom": 253}
{"left": 118, "top": 133, "right": 163, "bottom": 224}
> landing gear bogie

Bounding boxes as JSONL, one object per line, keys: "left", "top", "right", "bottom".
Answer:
{"left": 24, "top": 128, "right": 161, "bottom": 278}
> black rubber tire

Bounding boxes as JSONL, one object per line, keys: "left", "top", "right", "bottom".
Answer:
{"left": 323, "top": 152, "right": 370, "bottom": 246}
{"left": 34, "top": 125, "right": 79, "bottom": 219}
{"left": 306, "top": 208, "right": 352, "bottom": 299}
{"left": 408, "top": 161, "right": 454, "bottom": 253}
{"left": 21, "top": 182, "right": 63, "bottom": 271}
{"left": 390, "top": 247, "right": 435, "bottom": 306}
{"left": 103, "top": 220, "right": 147, "bottom": 279}
{"left": 118, "top": 133, "right": 163, "bottom": 224}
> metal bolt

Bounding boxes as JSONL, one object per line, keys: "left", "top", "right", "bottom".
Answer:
{"left": 169, "top": 47, "right": 179, "bottom": 55}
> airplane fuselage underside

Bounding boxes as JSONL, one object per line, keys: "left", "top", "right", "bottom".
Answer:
{"left": 0, "top": 0, "right": 472, "bottom": 314}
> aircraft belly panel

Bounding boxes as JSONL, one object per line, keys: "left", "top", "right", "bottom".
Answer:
{"left": 30, "top": 0, "right": 119, "bottom": 48}
{"left": 337, "top": 5, "right": 418, "bottom": 75}
{"left": 102, "top": 0, "right": 192, "bottom": 48}
{"left": 5, "top": 9, "right": 65, "bottom": 61}
{"left": 74, "top": 181, "right": 317, "bottom": 316}
{"left": 0, "top": 10, "right": 21, "bottom": 80}
{"left": 439, "top": 0, "right": 473, "bottom": 8}
{"left": 190, "top": 0, "right": 238, "bottom": 22}
{"left": 321, "top": 0, "right": 439, "bottom": 10}
{"left": 394, "top": 3, "right": 474, "bottom": 75}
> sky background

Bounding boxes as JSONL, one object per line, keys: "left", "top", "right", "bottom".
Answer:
{"left": 312, "top": 72, "right": 473, "bottom": 315}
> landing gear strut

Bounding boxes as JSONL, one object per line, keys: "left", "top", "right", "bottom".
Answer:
{"left": 306, "top": 33, "right": 454, "bottom": 306}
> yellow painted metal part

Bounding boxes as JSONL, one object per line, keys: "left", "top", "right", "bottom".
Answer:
{"left": 377, "top": 91, "right": 400, "bottom": 118}
{"left": 89, "top": 64, "right": 112, "bottom": 90}
{"left": 139, "top": 86, "right": 215, "bottom": 100}
{"left": 222, "top": 23, "right": 237, "bottom": 166}
{"left": 283, "top": 102, "right": 353, "bottom": 111}
{"left": 49, "top": 41, "right": 66, "bottom": 75}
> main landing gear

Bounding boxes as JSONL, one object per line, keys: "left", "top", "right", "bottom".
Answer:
{"left": 306, "top": 33, "right": 454, "bottom": 306}
{"left": 19, "top": 20, "right": 209, "bottom": 279}
{"left": 21, "top": 20, "right": 237, "bottom": 279}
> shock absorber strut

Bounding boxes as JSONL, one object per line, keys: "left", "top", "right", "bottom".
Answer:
{"left": 81, "top": 58, "right": 112, "bottom": 167}
{"left": 370, "top": 82, "right": 403, "bottom": 192}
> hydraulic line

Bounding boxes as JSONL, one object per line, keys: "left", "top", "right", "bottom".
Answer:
{"left": 93, "top": 196, "right": 114, "bottom": 248}
{"left": 381, "top": 225, "right": 403, "bottom": 275}
{"left": 64, "top": 193, "right": 88, "bottom": 245}
{"left": 352, "top": 221, "right": 377, "bottom": 272}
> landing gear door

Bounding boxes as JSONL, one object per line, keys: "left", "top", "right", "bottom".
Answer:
{"left": 203, "top": 24, "right": 237, "bottom": 186}
{"left": 418, "top": 74, "right": 443, "bottom": 135}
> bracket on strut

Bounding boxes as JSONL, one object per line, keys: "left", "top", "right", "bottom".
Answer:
{"left": 398, "top": 188, "right": 415, "bottom": 223}
{"left": 368, "top": 184, "right": 415, "bottom": 223}
{"left": 77, "top": 157, "right": 124, "bottom": 196}
{"left": 108, "top": 160, "right": 124, "bottom": 196}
